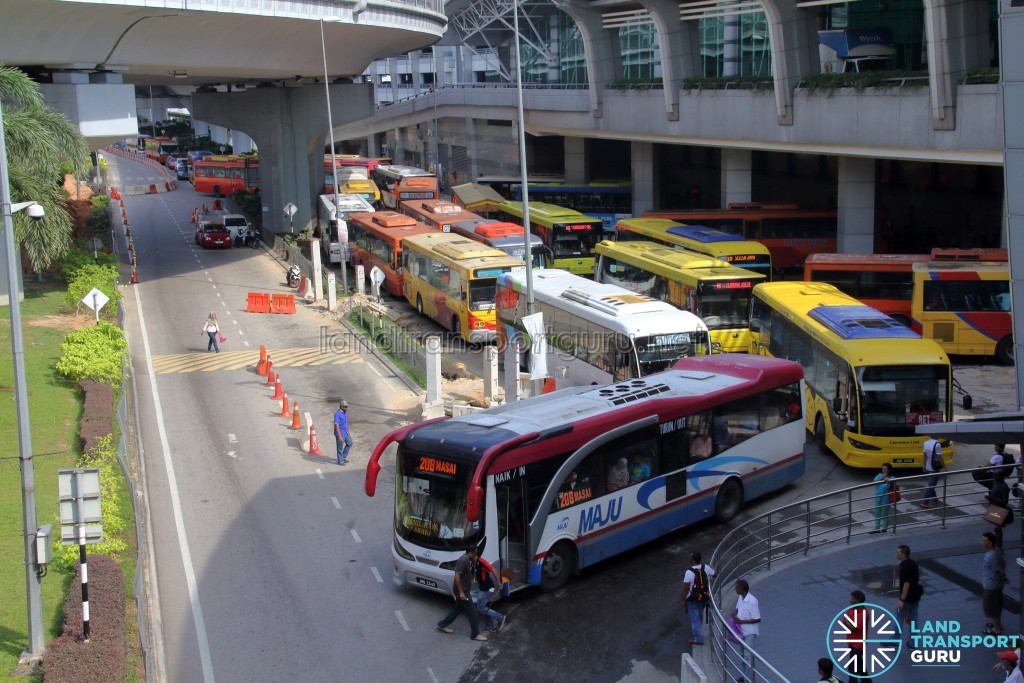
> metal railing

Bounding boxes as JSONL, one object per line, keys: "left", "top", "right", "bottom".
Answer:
{"left": 706, "top": 465, "right": 1013, "bottom": 683}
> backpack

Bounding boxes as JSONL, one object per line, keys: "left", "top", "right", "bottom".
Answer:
{"left": 689, "top": 564, "right": 710, "bottom": 603}
{"left": 999, "top": 451, "right": 1016, "bottom": 479}
{"left": 929, "top": 444, "right": 944, "bottom": 472}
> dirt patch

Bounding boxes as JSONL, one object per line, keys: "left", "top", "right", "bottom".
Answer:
{"left": 29, "top": 313, "right": 96, "bottom": 332}
{"left": 444, "top": 376, "right": 502, "bottom": 408}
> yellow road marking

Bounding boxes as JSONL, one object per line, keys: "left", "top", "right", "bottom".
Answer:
{"left": 151, "top": 347, "right": 360, "bottom": 374}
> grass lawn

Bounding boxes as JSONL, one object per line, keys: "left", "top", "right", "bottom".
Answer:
{"left": 0, "top": 282, "right": 83, "bottom": 681}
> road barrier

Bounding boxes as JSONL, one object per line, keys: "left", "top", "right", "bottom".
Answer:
{"left": 246, "top": 292, "right": 271, "bottom": 313}
{"left": 270, "top": 294, "right": 296, "bottom": 314}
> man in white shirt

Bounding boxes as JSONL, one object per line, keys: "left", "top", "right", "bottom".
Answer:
{"left": 995, "top": 650, "right": 1024, "bottom": 683}
{"left": 681, "top": 551, "right": 716, "bottom": 645}
{"left": 921, "top": 436, "right": 941, "bottom": 508}
{"left": 731, "top": 579, "right": 761, "bottom": 683}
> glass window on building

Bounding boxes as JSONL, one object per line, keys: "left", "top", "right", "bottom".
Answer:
{"left": 699, "top": 12, "right": 772, "bottom": 78}
{"left": 619, "top": 24, "right": 656, "bottom": 80}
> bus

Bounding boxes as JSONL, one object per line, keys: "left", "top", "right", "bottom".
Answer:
{"left": 369, "top": 165, "right": 438, "bottom": 210}
{"left": 643, "top": 203, "right": 837, "bottom": 271}
{"left": 804, "top": 249, "right": 1010, "bottom": 327}
{"left": 346, "top": 211, "right": 434, "bottom": 298}
{"left": 496, "top": 268, "right": 711, "bottom": 386}
{"left": 192, "top": 155, "right": 260, "bottom": 196}
{"left": 495, "top": 201, "right": 604, "bottom": 277}
{"left": 748, "top": 281, "right": 953, "bottom": 469}
{"left": 316, "top": 194, "right": 376, "bottom": 266}
{"left": 911, "top": 261, "right": 1013, "bottom": 364}
{"left": 325, "top": 154, "right": 384, "bottom": 175}
{"left": 594, "top": 240, "right": 765, "bottom": 353}
{"left": 516, "top": 182, "right": 632, "bottom": 231}
{"left": 326, "top": 167, "right": 381, "bottom": 204}
{"left": 364, "top": 353, "right": 806, "bottom": 594}
{"left": 186, "top": 150, "right": 213, "bottom": 182}
{"left": 143, "top": 136, "right": 178, "bottom": 163}
{"left": 402, "top": 233, "right": 525, "bottom": 343}
{"left": 449, "top": 218, "right": 550, "bottom": 269}
{"left": 615, "top": 218, "right": 774, "bottom": 281}
{"left": 451, "top": 182, "right": 509, "bottom": 218}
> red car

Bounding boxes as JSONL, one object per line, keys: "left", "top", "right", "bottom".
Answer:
{"left": 195, "top": 222, "right": 232, "bottom": 249}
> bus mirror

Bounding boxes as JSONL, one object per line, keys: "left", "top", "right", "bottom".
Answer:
{"left": 364, "top": 460, "right": 381, "bottom": 497}
{"left": 467, "top": 484, "right": 484, "bottom": 523}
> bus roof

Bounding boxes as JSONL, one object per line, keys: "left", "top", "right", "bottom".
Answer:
{"left": 498, "top": 201, "right": 602, "bottom": 223}
{"left": 804, "top": 253, "right": 930, "bottom": 267}
{"left": 930, "top": 248, "right": 1008, "bottom": 262}
{"left": 349, "top": 210, "right": 425, "bottom": 231}
{"left": 617, "top": 218, "right": 771, "bottom": 258}
{"left": 402, "top": 232, "right": 522, "bottom": 264}
{"left": 667, "top": 224, "right": 744, "bottom": 244}
{"left": 596, "top": 240, "right": 765, "bottom": 284}
{"left": 319, "top": 194, "right": 375, "bottom": 217}
{"left": 912, "top": 261, "right": 1009, "bottom": 274}
{"left": 376, "top": 165, "right": 434, "bottom": 179}
{"left": 449, "top": 219, "right": 545, "bottom": 248}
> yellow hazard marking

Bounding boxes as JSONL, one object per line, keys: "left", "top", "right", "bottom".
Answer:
{"left": 151, "top": 347, "right": 360, "bottom": 374}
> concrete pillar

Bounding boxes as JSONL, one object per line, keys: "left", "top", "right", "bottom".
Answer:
{"left": 503, "top": 337, "right": 522, "bottom": 403}
{"left": 483, "top": 346, "right": 500, "bottom": 406}
{"left": 564, "top": 137, "right": 586, "bottom": 184}
{"left": 836, "top": 157, "right": 875, "bottom": 254}
{"left": 923, "top": 0, "right": 975, "bottom": 130}
{"left": 422, "top": 335, "right": 445, "bottom": 418}
{"left": 639, "top": 0, "right": 701, "bottom": 121}
{"left": 762, "top": 1, "right": 819, "bottom": 125}
{"left": 466, "top": 118, "right": 479, "bottom": 181}
{"left": 311, "top": 240, "right": 324, "bottom": 301}
{"left": 327, "top": 272, "right": 337, "bottom": 312}
{"left": 723, "top": 15, "right": 739, "bottom": 77}
{"left": 631, "top": 141, "right": 655, "bottom": 216}
{"left": 720, "top": 149, "right": 752, "bottom": 208}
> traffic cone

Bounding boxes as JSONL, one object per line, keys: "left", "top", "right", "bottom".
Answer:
{"left": 271, "top": 377, "right": 283, "bottom": 400}
{"left": 125, "top": 224, "right": 131, "bottom": 237}
{"left": 130, "top": 268, "right": 138, "bottom": 284}
{"left": 256, "top": 345, "right": 267, "bottom": 375}
{"left": 308, "top": 424, "right": 323, "bottom": 456}
{"left": 279, "top": 391, "right": 291, "bottom": 418}
{"left": 290, "top": 402, "right": 301, "bottom": 429}
{"left": 266, "top": 360, "right": 276, "bottom": 386}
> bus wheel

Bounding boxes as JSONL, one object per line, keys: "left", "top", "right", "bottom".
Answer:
{"left": 540, "top": 541, "right": 574, "bottom": 592}
{"left": 890, "top": 314, "right": 912, "bottom": 328}
{"left": 714, "top": 478, "right": 743, "bottom": 523}
{"left": 814, "top": 415, "right": 831, "bottom": 455}
{"left": 212, "top": 185, "right": 222, "bottom": 198}
{"left": 416, "top": 295, "right": 424, "bottom": 316}
{"left": 997, "top": 336, "right": 1015, "bottom": 365}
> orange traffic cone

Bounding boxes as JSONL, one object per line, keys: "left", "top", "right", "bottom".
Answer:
{"left": 266, "top": 361, "right": 276, "bottom": 386}
{"left": 130, "top": 268, "right": 138, "bottom": 284}
{"left": 279, "top": 391, "right": 291, "bottom": 418}
{"left": 290, "top": 402, "right": 301, "bottom": 429}
{"left": 308, "top": 424, "right": 323, "bottom": 456}
{"left": 256, "top": 345, "right": 267, "bottom": 375}
{"left": 271, "top": 377, "right": 283, "bottom": 400}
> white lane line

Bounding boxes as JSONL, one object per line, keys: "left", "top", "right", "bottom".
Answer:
{"left": 395, "top": 611, "right": 411, "bottom": 632}
{"left": 220, "top": 301, "right": 227, "bottom": 307}
{"left": 427, "top": 667, "right": 440, "bottom": 683}
{"left": 208, "top": 277, "right": 213, "bottom": 282}
{"left": 134, "top": 286, "right": 216, "bottom": 683}
{"left": 331, "top": 496, "right": 341, "bottom": 510}
{"left": 227, "top": 451, "right": 237, "bottom": 459}
{"left": 316, "top": 469, "right": 325, "bottom": 479}
{"left": 243, "top": 341, "right": 250, "bottom": 347}
{"left": 370, "top": 566, "right": 383, "bottom": 583}
{"left": 228, "top": 434, "right": 237, "bottom": 444}
{"left": 216, "top": 292, "right": 221, "bottom": 298}
{"left": 232, "top": 320, "right": 238, "bottom": 326}
{"left": 368, "top": 364, "right": 383, "bottom": 378}
{"left": 212, "top": 284, "right": 217, "bottom": 289}
{"left": 237, "top": 329, "right": 244, "bottom": 335}
{"left": 350, "top": 529, "right": 362, "bottom": 543}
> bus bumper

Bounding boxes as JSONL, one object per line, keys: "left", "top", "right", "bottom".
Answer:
{"left": 468, "top": 329, "right": 496, "bottom": 344}
{"left": 392, "top": 547, "right": 455, "bottom": 596}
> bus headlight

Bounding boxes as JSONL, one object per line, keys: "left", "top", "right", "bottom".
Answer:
{"left": 848, "top": 438, "right": 882, "bottom": 451}
{"left": 394, "top": 536, "right": 415, "bottom": 561}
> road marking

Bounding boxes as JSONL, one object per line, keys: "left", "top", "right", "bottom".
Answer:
{"left": 151, "top": 347, "right": 358, "bottom": 373}
{"left": 227, "top": 451, "right": 237, "bottom": 459}
{"left": 331, "top": 496, "right": 341, "bottom": 509}
{"left": 351, "top": 529, "right": 362, "bottom": 543}
{"left": 134, "top": 285, "right": 217, "bottom": 683}
{"left": 370, "top": 566, "right": 383, "bottom": 583}
{"left": 369, "top": 364, "right": 383, "bottom": 378}
{"left": 228, "top": 434, "right": 237, "bottom": 444}
{"left": 395, "top": 610, "right": 411, "bottom": 632}
{"left": 243, "top": 341, "right": 250, "bottom": 347}
{"left": 216, "top": 292, "right": 221, "bottom": 299}
{"left": 220, "top": 301, "right": 227, "bottom": 307}
{"left": 427, "top": 667, "right": 440, "bottom": 683}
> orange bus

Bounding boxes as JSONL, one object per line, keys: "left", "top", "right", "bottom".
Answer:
{"left": 325, "top": 155, "right": 383, "bottom": 175}
{"left": 144, "top": 136, "right": 178, "bottom": 163}
{"left": 346, "top": 211, "right": 435, "bottom": 298}
{"left": 192, "top": 155, "right": 260, "bottom": 197}
{"left": 369, "top": 165, "right": 438, "bottom": 211}
{"left": 399, "top": 198, "right": 480, "bottom": 232}
{"left": 644, "top": 203, "right": 837, "bottom": 271}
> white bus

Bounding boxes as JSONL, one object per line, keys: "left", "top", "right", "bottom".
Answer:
{"left": 496, "top": 268, "right": 711, "bottom": 386}
{"left": 316, "top": 194, "right": 376, "bottom": 265}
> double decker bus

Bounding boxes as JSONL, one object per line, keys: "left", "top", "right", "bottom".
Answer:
{"left": 495, "top": 201, "right": 603, "bottom": 277}
{"left": 496, "top": 268, "right": 710, "bottom": 386}
{"left": 315, "top": 194, "right": 376, "bottom": 266}
{"left": 369, "top": 165, "right": 438, "bottom": 210}
{"left": 749, "top": 281, "right": 953, "bottom": 469}
{"left": 192, "top": 155, "right": 260, "bottom": 196}
{"left": 143, "top": 136, "right": 178, "bottom": 163}
{"left": 402, "top": 233, "right": 525, "bottom": 343}
{"left": 912, "top": 261, "right": 1013, "bottom": 364}
{"left": 594, "top": 240, "right": 765, "bottom": 353}
{"left": 365, "top": 353, "right": 806, "bottom": 594}
{"left": 643, "top": 203, "right": 837, "bottom": 271}
{"left": 615, "top": 218, "right": 773, "bottom": 281}
{"left": 449, "top": 218, "right": 550, "bottom": 269}
{"left": 325, "top": 167, "right": 381, "bottom": 204}
{"left": 346, "top": 211, "right": 434, "bottom": 297}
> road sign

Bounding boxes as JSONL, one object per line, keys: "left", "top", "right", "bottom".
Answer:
{"left": 58, "top": 468, "right": 103, "bottom": 545}
{"left": 87, "top": 237, "right": 103, "bottom": 251}
{"left": 283, "top": 202, "right": 298, "bottom": 217}
{"left": 370, "top": 265, "right": 386, "bottom": 299}
{"left": 81, "top": 287, "right": 109, "bottom": 312}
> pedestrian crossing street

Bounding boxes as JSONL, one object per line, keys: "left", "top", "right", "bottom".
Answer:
{"left": 151, "top": 347, "right": 360, "bottom": 374}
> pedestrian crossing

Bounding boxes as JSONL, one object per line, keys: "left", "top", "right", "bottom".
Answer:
{"left": 151, "top": 347, "right": 359, "bottom": 374}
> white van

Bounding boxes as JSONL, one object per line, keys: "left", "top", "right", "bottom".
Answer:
{"left": 219, "top": 213, "right": 251, "bottom": 241}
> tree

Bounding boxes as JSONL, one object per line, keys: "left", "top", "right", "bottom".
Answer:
{"left": 1, "top": 64, "right": 90, "bottom": 272}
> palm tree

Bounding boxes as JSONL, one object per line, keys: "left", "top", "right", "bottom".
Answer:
{"left": 1, "top": 64, "right": 90, "bottom": 272}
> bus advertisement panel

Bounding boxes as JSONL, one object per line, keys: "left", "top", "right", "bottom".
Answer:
{"left": 192, "top": 155, "right": 260, "bottom": 196}
{"left": 911, "top": 261, "right": 1012, "bottom": 364}
{"left": 346, "top": 211, "right": 434, "bottom": 297}
{"left": 370, "top": 165, "right": 438, "bottom": 210}
{"left": 643, "top": 204, "right": 837, "bottom": 271}
{"left": 316, "top": 194, "right": 376, "bottom": 265}
{"left": 402, "top": 233, "right": 525, "bottom": 343}
{"left": 496, "top": 268, "right": 710, "bottom": 386}
{"left": 495, "top": 201, "right": 603, "bottom": 277}
{"left": 144, "top": 136, "right": 178, "bottom": 163}
{"left": 594, "top": 240, "right": 765, "bottom": 353}
{"left": 749, "top": 281, "right": 953, "bottom": 469}
{"left": 448, "top": 218, "right": 550, "bottom": 269}
{"left": 365, "top": 353, "right": 806, "bottom": 595}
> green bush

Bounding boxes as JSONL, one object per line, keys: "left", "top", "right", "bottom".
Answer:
{"left": 55, "top": 323, "right": 127, "bottom": 386}
{"left": 964, "top": 67, "right": 999, "bottom": 85}
{"left": 64, "top": 263, "right": 122, "bottom": 314}
{"left": 55, "top": 246, "right": 119, "bottom": 284}
{"left": 232, "top": 189, "right": 262, "bottom": 226}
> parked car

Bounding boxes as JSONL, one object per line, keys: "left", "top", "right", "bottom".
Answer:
{"left": 175, "top": 158, "right": 188, "bottom": 180}
{"left": 195, "top": 222, "right": 232, "bottom": 249}
{"left": 165, "top": 154, "right": 181, "bottom": 170}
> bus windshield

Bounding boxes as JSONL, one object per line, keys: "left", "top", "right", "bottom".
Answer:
{"left": 857, "top": 365, "right": 948, "bottom": 437}
{"left": 635, "top": 332, "right": 709, "bottom": 374}
{"left": 698, "top": 281, "right": 755, "bottom": 330}
{"left": 553, "top": 230, "right": 592, "bottom": 258}
{"left": 469, "top": 279, "right": 498, "bottom": 311}
{"left": 396, "top": 448, "right": 480, "bottom": 550}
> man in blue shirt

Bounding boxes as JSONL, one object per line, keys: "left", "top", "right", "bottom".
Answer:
{"left": 334, "top": 400, "right": 352, "bottom": 465}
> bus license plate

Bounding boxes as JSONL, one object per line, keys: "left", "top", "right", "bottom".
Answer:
{"left": 415, "top": 577, "right": 438, "bottom": 589}
{"left": 893, "top": 458, "right": 915, "bottom": 464}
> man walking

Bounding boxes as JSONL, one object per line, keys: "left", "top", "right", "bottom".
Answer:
{"left": 896, "top": 545, "right": 923, "bottom": 647}
{"left": 681, "top": 551, "right": 715, "bottom": 645}
{"left": 436, "top": 546, "right": 487, "bottom": 641}
{"left": 981, "top": 531, "right": 1008, "bottom": 636}
{"left": 920, "top": 435, "right": 941, "bottom": 507}
{"left": 334, "top": 400, "right": 352, "bottom": 466}
{"left": 844, "top": 590, "right": 873, "bottom": 683}
{"left": 731, "top": 579, "right": 761, "bottom": 683}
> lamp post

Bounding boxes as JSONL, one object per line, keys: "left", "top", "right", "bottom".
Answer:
{"left": 320, "top": 16, "right": 349, "bottom": 295}
{"left": 0, "top": 98, "right": 45, "bottom": 659}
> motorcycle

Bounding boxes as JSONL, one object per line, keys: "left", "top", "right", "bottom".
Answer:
{"left": 287, "top": 264, "right": 302, "bottom": 288}
{"left": 244, "top": 228, "right": 260, "bottom": 249}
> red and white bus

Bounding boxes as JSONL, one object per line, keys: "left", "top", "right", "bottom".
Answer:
{"left": 365, "top": 353, "right": 806, "bottom": 594}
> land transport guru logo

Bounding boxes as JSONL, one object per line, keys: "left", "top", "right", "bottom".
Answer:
{"left": 826, "top": 603, "right": 1020, "bottom": 678}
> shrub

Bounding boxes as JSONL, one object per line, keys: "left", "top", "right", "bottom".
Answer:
{"left": 55, "top": 322, "right": 127, "bottom": 386}
{"left": 64, "top": 263, "right": 122, "bottom": 314}
{"left": 78, "top": 379, "right": 115, "bottom": 454}
{"left": 55, "top": 246, "right": 119, "bottom": 284}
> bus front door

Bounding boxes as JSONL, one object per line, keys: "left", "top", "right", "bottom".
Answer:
{"left": 495, "top": 477, "right": 530, "bottom": 589}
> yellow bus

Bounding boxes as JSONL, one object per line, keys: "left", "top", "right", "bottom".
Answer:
{"left": 328, "top": 167, "right": 381, "bottom": 205}
{"left": 749, "top": 281, "right": 953, "bottom": 469}
{"left": 495, "top": 201, "right": 603, "bottom": 277}
{"left": 911, "top": 261, "right": 1013, "bottom": 364}
{"left": 401, "top": 232, "right": 525, "bottom": 343}
{"left": 614, "top": 217, "right": 773, "bottom": 281}
{"left": 594, "top": 240, "right": 765, "bottom": 353}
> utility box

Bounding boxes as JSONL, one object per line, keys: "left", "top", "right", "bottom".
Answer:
{"left": 818, "top": 27, "right": 896, "bottom": 74}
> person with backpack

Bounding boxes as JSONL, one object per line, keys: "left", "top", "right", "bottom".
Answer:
{"left": 920, "top": 435, "right": 942, "bottom": 508}
{"left": 681, "top": 551, "right": 715, "bottom": 646}
{"left": 473, "top": 556, "right": 507, "bottom": 633}
{"left": 973, "top": 445, "right": 1018, "bottom": 492}
{"left": 816, "top": 657, "right": 845, "bottom": 683}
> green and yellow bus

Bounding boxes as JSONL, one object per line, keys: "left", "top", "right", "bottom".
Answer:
{"left": 401, "top": 232, "right": 525, "bottom": 344}
{"left": 594, "top": 240, "right": 765, "bottom": 353}
{"left": 495, "top": 201, "right": 603, "bottom": 278}
{"left": 749, "top": 281, "right": 953, "bottom": 469}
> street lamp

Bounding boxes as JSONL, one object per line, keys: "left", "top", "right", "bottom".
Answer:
{"left": 0, "top": 98, "right": 45, "bottom": 660}
{"left": 320, "top": 16, "right": 349, "bottom": 295}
